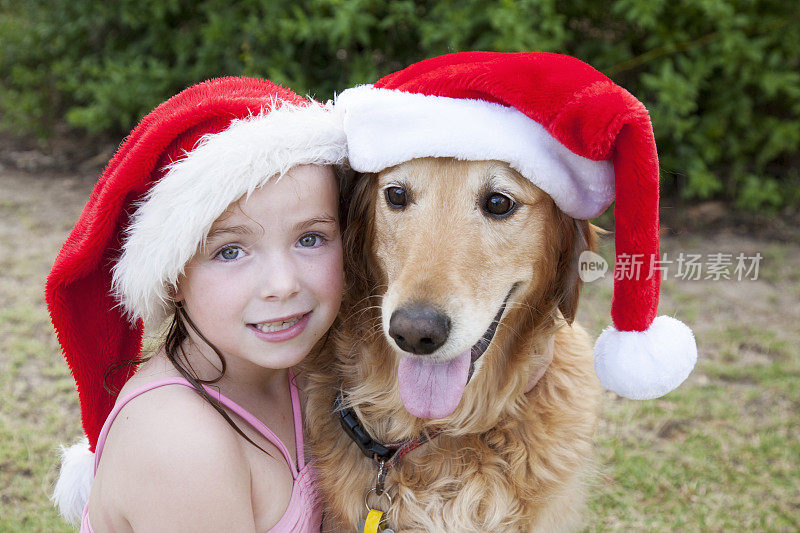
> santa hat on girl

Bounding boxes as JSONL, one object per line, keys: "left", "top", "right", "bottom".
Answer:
{"left": 46, "top": 76, "right": 346, "bottom": 523}
{"left": 336, "top": 51, "right": 697, "bottom": 401}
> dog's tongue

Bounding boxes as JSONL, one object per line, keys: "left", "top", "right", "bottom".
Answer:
{"left": 398, "top": 349, "right": 471, "bottom": 419}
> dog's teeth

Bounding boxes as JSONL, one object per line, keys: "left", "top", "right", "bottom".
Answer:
{"left": 255, "top": 317, "right": 300, "bottom": 333}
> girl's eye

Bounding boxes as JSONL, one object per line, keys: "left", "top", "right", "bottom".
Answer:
{"left": 216, "top": 246, "right": 243, "bottom": 261}
{"left": 298, "top": 234, "right": 323, "bottom": 248}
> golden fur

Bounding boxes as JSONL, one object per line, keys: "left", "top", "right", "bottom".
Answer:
{"left": 304, "top": 158, "right": 602, "bottom": 532}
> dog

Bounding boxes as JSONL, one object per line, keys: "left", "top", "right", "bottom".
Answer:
{"left": 304, "top": 157, "right": 602, "bottom": 532}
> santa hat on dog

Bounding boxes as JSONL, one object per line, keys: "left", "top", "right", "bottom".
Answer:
{"left": 336, "top": 51, "right": 696, "bottom": 401}
{"left": 46, "top": 76, "right": 346, "bottom": 523}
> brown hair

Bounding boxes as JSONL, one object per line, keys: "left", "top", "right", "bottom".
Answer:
{"left": 166, "top": 304, "right": 273, "bottom": 455}
{"left": 103, "top": 306, "right": 272, "bottom": 456}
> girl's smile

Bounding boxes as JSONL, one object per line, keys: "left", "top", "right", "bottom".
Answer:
{"left": 248, "top": 310, "right": 312, "bottom": 341}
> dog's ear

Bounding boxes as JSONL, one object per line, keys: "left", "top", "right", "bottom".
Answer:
{"left": 553, "top": 213, "right": 597, "bottom": 324}
{"left": 341, "top": 171, "right": 379, "bottom": 300}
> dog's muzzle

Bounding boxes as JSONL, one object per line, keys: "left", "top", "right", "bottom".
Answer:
{"left": 391, "top": 284, "right": 517, "bottom": 419}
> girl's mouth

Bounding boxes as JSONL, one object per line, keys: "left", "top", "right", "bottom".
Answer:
{"left": 254, "top": 316, "right": 302, "bottom": 333}
{"left": 248, "top": 312, "right": 311, "bottom": 342}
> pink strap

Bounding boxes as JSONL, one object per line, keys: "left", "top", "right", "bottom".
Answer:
{"left": 94, "top": 371, "right": 304, "bottom": 477}
{"left": 288, "top": 368, "right": 305, "bottom": 470}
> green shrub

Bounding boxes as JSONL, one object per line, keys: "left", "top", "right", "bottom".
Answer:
{"left": 1, "top": 0, "right": 798, "bottom": 211}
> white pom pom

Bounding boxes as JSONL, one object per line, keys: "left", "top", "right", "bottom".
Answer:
{"left": 594, "top": 315, "right": 697, "bottom": 400}
{"left": 52, "top": 438, "right": 94, "bottom": 525}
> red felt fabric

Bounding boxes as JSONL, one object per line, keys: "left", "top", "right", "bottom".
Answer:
{"left": 45, "top": 77, "right": 306, "bottom": 451}
{"left": 374, "top": 51, "right": 660, "bottom": 332}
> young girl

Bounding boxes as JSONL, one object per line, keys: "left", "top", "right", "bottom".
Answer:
{"left": 46, "top": 77, "right": 347, "bottom": 532}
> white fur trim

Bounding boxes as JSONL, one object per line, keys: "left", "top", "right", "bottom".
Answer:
{"left": 336, "top": 85, "right": 615, "bottom": 219}
{"left": 594, "top": 315, "right": 697, "bottom": 400}
{"left": 112, "top": 101, "right": 347, "bottom": 325}
{"left": 52, "top": 439, "right": 94, "bottom": 525}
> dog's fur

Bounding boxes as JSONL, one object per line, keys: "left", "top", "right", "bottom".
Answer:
{"left": 304, "top": 158, "right": 601, "bottom": 532}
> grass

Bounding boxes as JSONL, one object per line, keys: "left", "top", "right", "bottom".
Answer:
{"left": 1, "top": 169, "right": 798, "bottom": 532}
{"left": 0, "top": 172, "right": 85, "bottom": 533}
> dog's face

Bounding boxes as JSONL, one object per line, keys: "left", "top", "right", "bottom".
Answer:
{"left": 374, "top": 158, "right": 548, "bottom": 349}
{"left": 342, "top": 157, "right": 592, "bottom": 420}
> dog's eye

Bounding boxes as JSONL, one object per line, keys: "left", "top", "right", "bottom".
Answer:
{"left": 385, "top": 186, "right": 408, "bottom": 209}
{"left": 483, "top": 192, "right": 515, "bottom": 217}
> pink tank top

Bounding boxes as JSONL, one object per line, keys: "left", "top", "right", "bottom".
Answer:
{"left": 80, "top": 369, "right": 322, "bottom": 533}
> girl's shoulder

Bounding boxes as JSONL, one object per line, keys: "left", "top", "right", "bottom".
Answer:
{"left": 91, "top": 365, "right": 256, "bottom": 530}
{"left": 110, "top": 373, "right": 243, "bottom": 452}
{"left": 109, "top": 357, "right": 246, "bottom": 467}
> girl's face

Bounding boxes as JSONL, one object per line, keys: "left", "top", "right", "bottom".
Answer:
{"left": 175, "top": 164, "right": 343, "bottom": 373}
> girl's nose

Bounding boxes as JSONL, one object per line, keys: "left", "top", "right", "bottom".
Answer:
{"left": 260, "top": 253, "right": 301, "bottom": 301}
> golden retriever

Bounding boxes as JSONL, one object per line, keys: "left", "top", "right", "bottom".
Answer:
{"left": 304, "top": 157, "right": 601, "bottom": 532}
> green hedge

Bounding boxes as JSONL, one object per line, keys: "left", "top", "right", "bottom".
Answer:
{"left": 1, "top": 0, "right": 798, "bottom": 210}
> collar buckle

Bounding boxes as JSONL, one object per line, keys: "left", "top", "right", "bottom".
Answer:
{"left": 335, "top": 391, "right": 394, "bottom": 462}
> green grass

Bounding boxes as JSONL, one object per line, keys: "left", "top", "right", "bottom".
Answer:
{"left": 0, "top": 312, "right": 78, "bottom": 533}
{"left": 1, "top": 172, "right": 83, "bottom": 532}
{"left": 2, "top": 171, "right": 799, "bottom": 532}
{"left": 587, "top": 381, "right": 799, "bottom": 531}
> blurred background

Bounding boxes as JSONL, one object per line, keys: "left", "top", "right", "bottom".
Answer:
{"left": 1, "top": 1, "right": 798, "bottom": 531}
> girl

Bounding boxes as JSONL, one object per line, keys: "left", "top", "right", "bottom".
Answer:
{"left": 46, "top": 77, "right": 347, "bottom": 532}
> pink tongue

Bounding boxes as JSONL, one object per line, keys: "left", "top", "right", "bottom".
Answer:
{"left": 398, "top": 349, "right": 471, "bottom": 419}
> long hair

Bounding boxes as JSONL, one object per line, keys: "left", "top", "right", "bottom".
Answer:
{"left": 103, "top": 305, "right": 272, "bottom": 456}
{"left": 167, "top": 304, "right": 273, "bottom": 455}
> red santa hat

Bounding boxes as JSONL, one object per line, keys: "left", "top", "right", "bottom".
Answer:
{"left": 46, "top": 76, "right": 346, "bottom": 523}
{"left": 336, "top": 51, "right": 697, "bottom": 401}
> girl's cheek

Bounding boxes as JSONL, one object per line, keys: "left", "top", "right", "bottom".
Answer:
{"left": 312, "top": 254, "right": 344, "bottom": 294}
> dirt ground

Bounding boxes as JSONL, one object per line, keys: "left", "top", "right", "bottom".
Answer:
{"left": 1, "top": 162, "right": 798, "bottom": 531}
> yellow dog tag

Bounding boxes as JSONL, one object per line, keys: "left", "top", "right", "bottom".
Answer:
{"left": 363, "top": 509, "right": 384, "bottom": 533}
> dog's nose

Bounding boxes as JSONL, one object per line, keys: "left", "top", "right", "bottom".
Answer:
{"left": 389, "top": 304, "right": 451, "bottom": 355}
